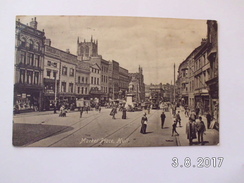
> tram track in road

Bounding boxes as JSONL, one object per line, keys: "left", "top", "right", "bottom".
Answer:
{"left": 116, "top": 109, "right": 160, "bottom": 147}
{"left": 25, "top": 112, "right": 101, "bottom": 147}
{"left": 47, "top": 113, "right": 102, "bottom": 147}
{"left": 90, "top": 112, "right": 144, "bottom": 147}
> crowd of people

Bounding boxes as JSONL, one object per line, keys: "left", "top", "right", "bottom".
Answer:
{"left": 57, "top": 100, "right": 213, "bottom": 146}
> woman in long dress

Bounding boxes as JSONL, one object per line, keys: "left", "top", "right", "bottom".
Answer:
{"left": 122, "top": 107, "right": 127, "bottom": 119}
{"left": 140, "top": 113, "right": 148, "bottom": 134}
{"left": 186, "top": 118, "right": 197, "bottom": 145}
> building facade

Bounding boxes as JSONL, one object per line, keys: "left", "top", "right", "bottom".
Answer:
{"left": 119, "top": 66, "right": 130, "bottom": 100}
{"left": 43, "top": 40, "right": 60, "bottom": 111}
{"left": 108, "top": 60, "right": 120, "bottom": 100}
{"left": 14, "top": 18, "right": 45, "bottom": 112}
{"left": 205, "top": 20, "right": 219, "bottom": 122}
{"left": 176, "top": 20, "right": 219, "bottom": 125}
{"left": 129, "top": 66, "right": 145, "bottom": 102}
{"left": 193, "top": 39, "right": 211, "bottom": 115}
{"left": 76, "top": 61, "right": 90, "bottom": 100}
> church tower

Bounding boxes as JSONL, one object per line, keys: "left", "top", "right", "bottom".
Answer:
{"left": 77, "top": 35, "right": 98, "bottom": 61}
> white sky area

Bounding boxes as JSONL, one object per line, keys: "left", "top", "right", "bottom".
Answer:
{"left": 18, "top": 16, "right": 207, "bottom": 85}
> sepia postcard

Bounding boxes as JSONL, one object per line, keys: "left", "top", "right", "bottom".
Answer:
{"left": 13, "top": 16, "right": 219, "bottom": 147}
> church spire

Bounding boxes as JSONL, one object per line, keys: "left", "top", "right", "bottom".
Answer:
{"left": 77, "top": 37, "right": 79, "bottom": 44}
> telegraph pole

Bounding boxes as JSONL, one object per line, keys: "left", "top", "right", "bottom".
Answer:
{"left": 54, "top": 71, "right": 57, "bottom": 114}
{"left": 174, "top": 63, "right": 176, "bottom": 104}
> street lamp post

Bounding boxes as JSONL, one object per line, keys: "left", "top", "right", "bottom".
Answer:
{"left": 54, "top": 71, "right": 57, "bottom": 114}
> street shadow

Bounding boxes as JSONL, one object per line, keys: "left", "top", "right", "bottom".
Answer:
{"left": 13, "top": 123, "right": 74, "bottom": 146}
{"left": 163, "top": 127, "right": 169, "bottom": 129}
{"left": 145, "top": 132, "right": 153, "bottom": 134}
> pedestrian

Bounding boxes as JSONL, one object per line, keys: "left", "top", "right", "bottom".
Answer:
{"left": 206, "top": 111, "right": 212, "bottom": 129}
{"left": 59, "top": 105, "right": 64, "bottom": 117}
{"left": 189, "top": 110, "right": 197, "bottom": 121}
{"left": 80, "top": 107, "right": 83, "bottom": 118}
{"left": 140, "top": 113, "right": 148, "bottom": 134}
{"left": 175, "top": 111, "right": 181, "bottom": 127}
{"left": 196, "top": 117, "right": 206, "bottom": 145}
{"left": 147, "top": 105, "right": 150, "bottom": 114}
{"left": 110, "top": 106, "right": 117, "bottom": 119}
{"left": 98, "top": 105, "right": 101, "bottom": 113}
{"left": 172, "top": 119, "right": 179, "bottom": 136}
{"left": 86, "top": 106, "right": 89, "bottom": 113}
{"left": 160, "top": 111, "right": 166, "bottom": 129}
{"left": 186, "top": 118, "right": 197, "bottom": 145}
{"left": 196, "top": 107, "right": 200, "bottom": 118}
{"left": 185, "top": 106, "right": 189, "bottom": 117}
{"left": 122, "top": 107, "right": 127, "bottom": 119}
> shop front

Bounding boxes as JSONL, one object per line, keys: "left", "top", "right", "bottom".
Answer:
{"left": 14, "top": 84, "right": 43, "bottom": 113}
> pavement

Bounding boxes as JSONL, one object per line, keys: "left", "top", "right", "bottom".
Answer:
{"left": 173, "top": 106, "right": 219, "bottom": 146}
{"left": 12, "top": 106, "right": 219, "bottom": 147}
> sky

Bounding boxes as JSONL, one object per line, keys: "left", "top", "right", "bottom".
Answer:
{"left": 17, "top": 16, "right": 207, "bottom": 85}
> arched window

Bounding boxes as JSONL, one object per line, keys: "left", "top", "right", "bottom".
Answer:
{"left": 21, "top": 37, "right": 26, "bottom": 47}
{"left": 29, "top": 39, "right": 34, "bottom": 50}
{"left": 34, "top": 42, "right": 40, "bottom": 51}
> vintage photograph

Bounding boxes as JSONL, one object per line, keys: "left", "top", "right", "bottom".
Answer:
{"left": 13, "top": 16, "right": 219, "bottom": 147}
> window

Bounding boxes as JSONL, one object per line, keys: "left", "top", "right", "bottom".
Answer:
{"left": 35, "top": 55, "right": 40, "bottom": 67}
{"left": 46, "top": 70, "right": 51, "bottom": 78}
{"left": 86, "top": 77, "right": 88, "bottom": 83}
{"left": 69, "top": 83, "right": 74, "bottom": 93}
{"left": 94, "top": 77, "right": 96, "bottom": 85}
{"left": 61, "top": 82, "right": 66, "bottom": 92}
{"left": 34, "top": 42, "right": 40, "bottom": 51}
{"left": 30, "top": 54, "right": 34, "bottom": 66}
{"left": 29, "top": 39, "right": 34, "bottom": 50}
{"left": 91, "top": 77, "right": 93, "bottom": 84}
{"left": 34, "top": 72, "right": 39, "bottom": 84}
{"left": 101, "top": 75, "right": 103, "bottom": 82}
{"left": 82, "top": 77, "right": 84, "bottom": 83}
{"left": 19, "top": 69, "right": 25, "bottom": 83}
{"left": 53, "top": 71, "right": 57, "bottom": 79}
{"left": 20, "top": 51, "right": 26, "bottom": 64}
{"left": 85, "top": 87, "right": 87, "bottom": 94}
{"left": 70, "top": 68, "right": 74, "bottom": 76}
{"left": 27, "top": 53, "right": 31, "bottom": 65}
{"left": 62, "top": 66, "right": 67, "bottom": 75}
{"left": 53, "top": 63, "right": 57, "bottom": 67}
{"left": 81, "top": 87, "right": 84, "bottom": 94}
{"left": 78, "top": 87, "right": 80, "bottom": 94}
{"left": 47, "top": 61, "right": 51, "bottom": 66}
{"left": 27, "top": 71, "right": 33, "bottom": 84}
{"left": 20, "top": 38, "right": 26, "bottom": 47}
{"left": 78, "top": 76, "right": 81, "bottom": 83}
{"left": 97, "top": 78, "right": 99, "bottom": 85}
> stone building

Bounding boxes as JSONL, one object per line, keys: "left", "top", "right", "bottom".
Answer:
{"left": 108, "top": 60, "right": 120, "bottom": 100}
{"left": 119, "top": 66, "right": 130, "bottom": 100}
{"left": 129, "top": 66, "right": 145, "bottom": 102}
{"left": 205, "top": 20, "right": 219, "bottom": 123}
{"left": 193, "top": 39, "right": 211, "bottom": 115}
{"left": 43, "top": 39, "right": 60, "bottom": 111}
{"left": 77, "top": 36, "right": 108, "bottom": 104}
{"left": 76, "top": 61, "right": 90, "bottom": 100}
{"left": 14, "top": 17, "right": 45, "bottom": 112}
